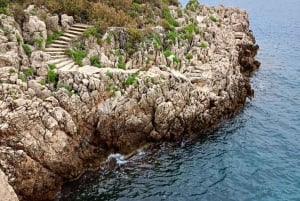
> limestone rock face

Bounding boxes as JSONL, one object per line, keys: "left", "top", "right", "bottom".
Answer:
{"left": 0, "top": 4, "right": 260, "bottom": 201}
{"left": 23, "top": 16, "right": 47, "bottom": 49}
{"left": 45, "top": 15, "right": 61, "bottom": 34}
{"left": 0, "top": 15, "right": 25, "bottom": 65}
{"left": 61, "top": 14, "right": 74, "bottom": 31}
{"left": 31, "top": 51, "right": 51, "bottom": 76}
{"left": 0, "top": 170, "right": 19, "bottom": 201}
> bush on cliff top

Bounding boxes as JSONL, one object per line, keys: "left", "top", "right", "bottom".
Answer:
{"left": 0, "top": 0, "right": 8, "bottom": 14}
{"left": 5, "top": 0, "right": 180, "bottom": 33}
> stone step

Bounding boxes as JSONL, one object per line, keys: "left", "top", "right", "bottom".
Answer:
{"left": 65, "top": 30, "right": 84, "bottom": 35}
{"left": 72, "top": 23, "right": 92, "bottom": 29}
{"left": 50, "top": 55, "right": 68, "bottom": 59}
{"left": 45, "top": 47, "right": 66, "bottom": 52}
{"left": 194, "top": 66, "right": 210, "bottom": 71}
{"left": 58, "top": 36, "right": 74, "bottom": 42}
{"left": 62, "top": 64, "right": 80, "bottom": 72}
{"left": 190, "top": 76, "right": 205, "bottom": 83}
{"left": 49, "top": 43, "right": 69, "bottom": 48}
{"left": 47, "top": 57, "right": 70, "bottom": 65}
{"left": 68, "top": 27, "right": 86, "bottom": 32}
{"left": 51, "top": 40, "right": 69, "bottom": 45}
{"left": 62, "top": 32, "right": 80, "bottom": 38}
{"left": 59, "top": 62, "right": 76, "bottom": 71}
{"left": 46, "top": 51, "right": 66, "bottom": 55}
{"left": 189, "top": 73, "right": 203, "bottom": 77}
{"left": 56, "top": 59, "right": 74, "bottom": 68}
{"left": 70, "top": 65, "right": 80, "bottom": 71}
{"left": 191, "top": 69, "right": 204, "bottom": 74}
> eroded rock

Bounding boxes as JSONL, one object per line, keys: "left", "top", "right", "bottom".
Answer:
{"left": 0, "top": 4, "right": 260, "bottom": 201}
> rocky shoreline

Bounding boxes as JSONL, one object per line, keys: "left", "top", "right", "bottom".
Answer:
{"left": 0, "top": 2, "right": 259, "bottom": 201}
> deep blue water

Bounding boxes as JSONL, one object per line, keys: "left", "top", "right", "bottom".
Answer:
{"left": 60, "top": 0, "right": 300, "bottom": 200}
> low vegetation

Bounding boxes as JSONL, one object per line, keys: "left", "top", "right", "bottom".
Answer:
{"left": 46, "top": 31, "right": 62, "bottom": 45}
{"left": 124, "top": 74, "right": 137, "bottom": 86}
{"left": 90, "top": 55, "right": 101, "bottom": 68}
{"left": 47, "top": 70, "right": 58, "bottom": 85}
{"left": 22, "top": 44, "right": 32, "bottom": 57}
{"left": 66, "top": 47, "right": 88, "bottom": 66}
{"left": 3, "top": 0, "right": 180, "bottom": 34}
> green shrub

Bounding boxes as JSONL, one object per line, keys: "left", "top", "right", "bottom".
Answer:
{"left": 118, "top": 56, "right": 126, "bottom": 70}
{"left": 57, "top": 83, "right": 72, "bottom": 91}
{"left": 8, "top": 68, "right": 16, "bottom": 74}
{"left": 22, "top": 44, "right": 32, "bottom": 57}
{"left": 200, "top": 41, "right": 208, "bottom": 48}
{"left": 23, "top": 67, "right": 34, "bottom": 77}
{"left": 46, "top": 31, "right": 62, "bottom": 45}
{"left": 48, "top": 64, "right": 57, "bottom": 70}
{"left": 83, "top": 27, "right": 99, "bottom": 38}
{"left": 185, "top": 53, "right": 193, "bottom": 60}
{"left": 97, "top": 38, "right": 103, "bottom": 46}
{"left": 124, "top": 74, "right": 137, "bottom": 85}
{"left": 0, "top": 0, "right": 8, "bottom": 14}
{"left": 159, "top": 19, "right": 173, "bottom": 31}
{"left": 18, "top": 74, "right": 26, "bottom": 82}
{"left": 163, "top": 49, "right": 173, "bottom": 57}
{"left": 106, "top": 36, "right": 112, "bottom": 44}
{"left": 209, "top": 15, "right": 218, "bottom": 23}
{"left": 186, "top": 0, "right": 200, "bottom": 11}
{"left": 105, "top": 71, "right": 113, "bottom": 78}
{"left": 90, "top": 55, "right": 101, "bottom": 68}
{"left": 66, "top": 48, "right": 88, "bottom": 66}
{"left": 173, "top": 55, "right": 180, "bottom": 64}
{"left": 168, "top": 30, "right": 180, "bottom": 45}
{"left": 39, "top": 79, "right": 46, "bottom": 85}
{"left": 181, "top": 23, "right": 200, "bottom": 39}
{"left": 16, "top": 34, "right": 22, "bottom": 45}
{"left": 36, "top": 36, "right": 43, "bottom": 50}
{"left": 47, "top": 70, "right": 58, "bottom": 84}
{"left": 146, "top": 57, "right": 150, "bottom": 64}
{"left": 162, "top": 6, "right": 179, "bottom": 27}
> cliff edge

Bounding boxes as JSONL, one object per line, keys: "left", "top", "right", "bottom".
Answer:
{"left": 0, "top": 1, "right": 260, "bottom": 200}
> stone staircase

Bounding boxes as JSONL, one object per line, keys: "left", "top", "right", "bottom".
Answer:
{"left": 45, "top": 23, "right": 92, "bottom": 71}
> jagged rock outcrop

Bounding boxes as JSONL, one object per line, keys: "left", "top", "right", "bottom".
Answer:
{"left": 0, "top": 3, "right": 260, "bottom": 201}
{"left": 23, "top": 15, "right": 47, "bottom": 49}
{"left": 61, "top": 14, "right": 74, "bottom": 31}
{"left": 0, "top": 15, "right": 25, "bottom": 63}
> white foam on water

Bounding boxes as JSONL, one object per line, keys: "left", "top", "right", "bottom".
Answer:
{"left": 107, "top": 153, "right": 127, "bottom": 165}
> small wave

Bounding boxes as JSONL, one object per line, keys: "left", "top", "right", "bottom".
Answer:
{"left": 107, "top": 153, "right": 128, "bottom": 165}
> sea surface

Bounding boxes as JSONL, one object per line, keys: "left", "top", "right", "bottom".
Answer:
{"left": 59, "top": 0, "right": 300, "bottom": 200}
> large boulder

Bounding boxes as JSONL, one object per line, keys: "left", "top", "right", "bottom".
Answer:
{"left": 31, "top": 51, "right": 51, "bottom": 76}
{"left": 61, "top": 14, "right": 74, "bottom": 31}
{"left": 23, "top": 16, "right": 47, "bottom": 50}
{"left": 45, "top": 14, "right": 61, "bottom": 34}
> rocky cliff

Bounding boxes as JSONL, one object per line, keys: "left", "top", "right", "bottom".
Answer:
{"left": 0, "top": 2, "right": 259, "bottom": 201}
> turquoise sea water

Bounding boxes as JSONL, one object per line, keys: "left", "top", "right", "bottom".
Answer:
{"left": 59, "top": 0, "right": 300, "bottom": 200}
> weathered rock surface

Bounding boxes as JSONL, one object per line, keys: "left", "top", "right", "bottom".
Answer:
{"left": 61, "top": 14, "right": 74, "bottom": 31}
{"left": 0, "top": 169, "right": 19, "bottom": 201}
{"left": 0, "top": 3, "right": 260, "bottom": 201}
{"left": 23, "top": 15, "right": 47, "bottom": 49}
